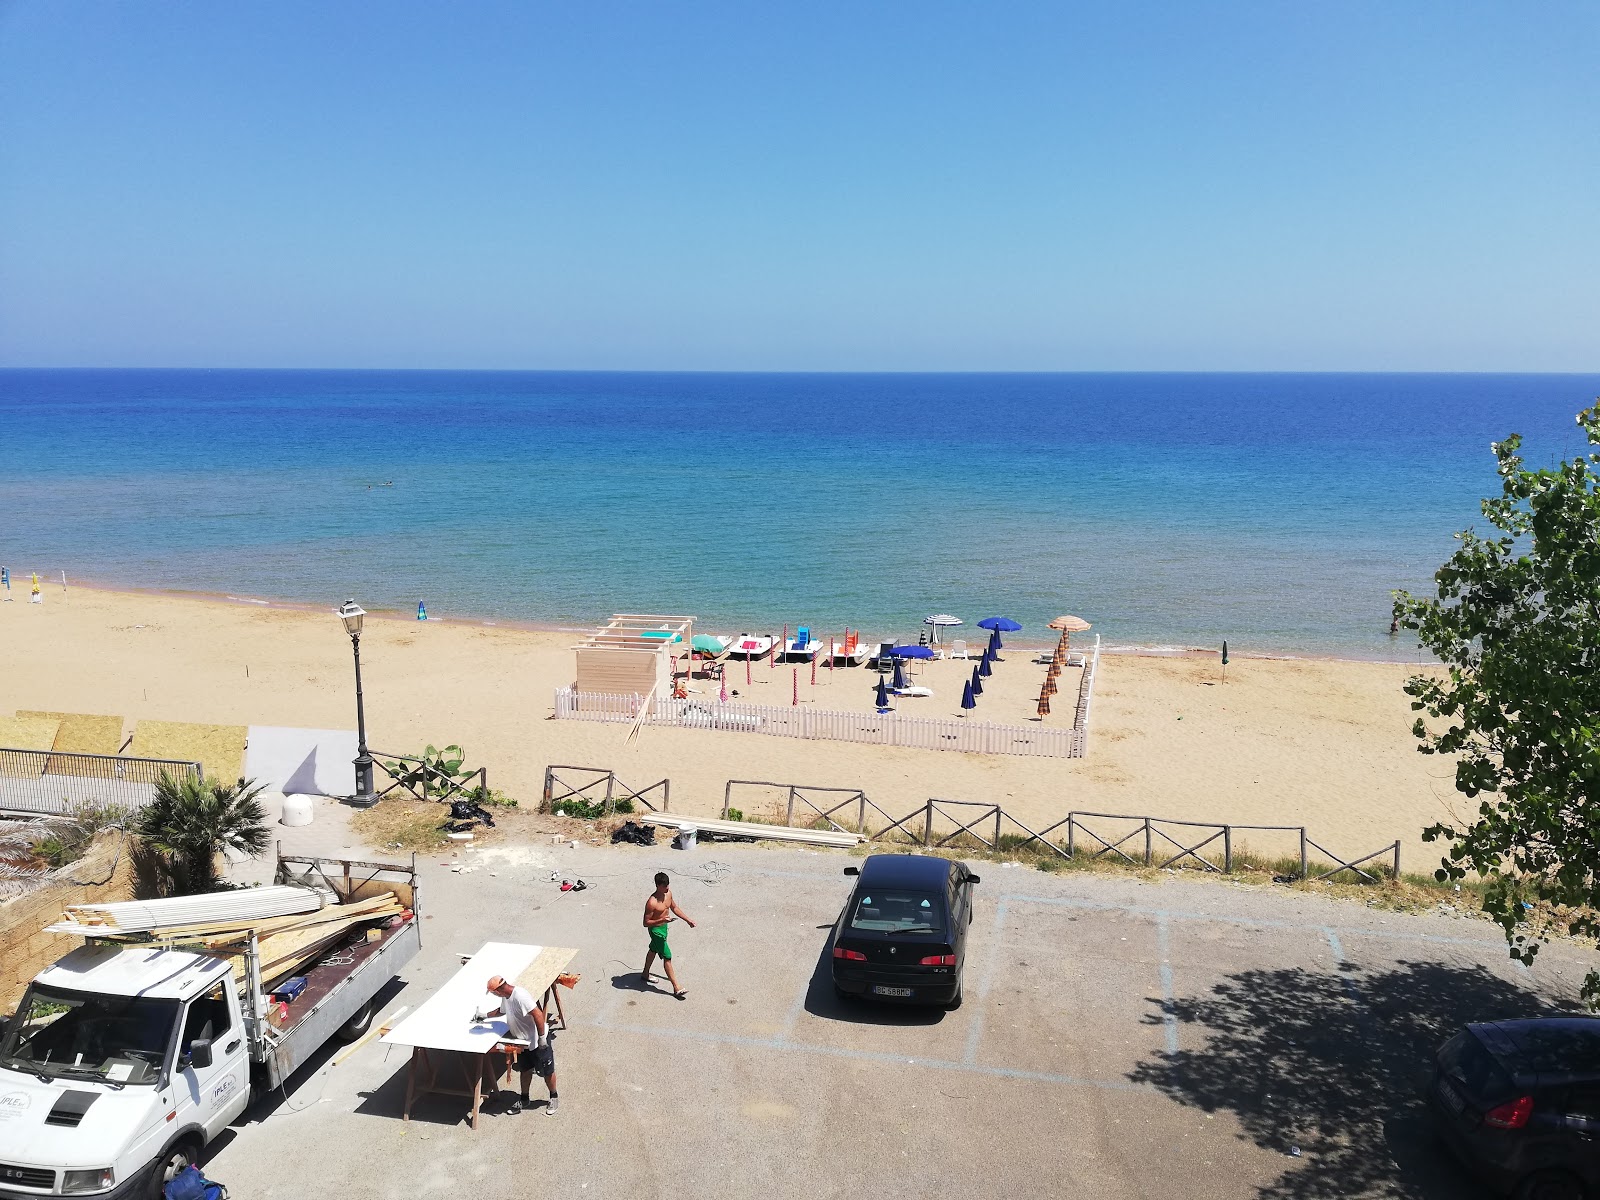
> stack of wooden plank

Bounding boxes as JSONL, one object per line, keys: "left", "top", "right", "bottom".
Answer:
{"left": 46, "top": 887, "right": 405, "bottom": 987}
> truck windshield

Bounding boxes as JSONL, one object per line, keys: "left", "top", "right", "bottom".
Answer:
{"left": 0, "top": 984, "right": 178, "bottom": 1086}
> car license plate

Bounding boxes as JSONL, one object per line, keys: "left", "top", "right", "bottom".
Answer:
{"left": 1437, "top": 1078, "right": 1465, "bottom": 1115}
{"left": 872, "top": 986, "right": 913, "bottom": 997}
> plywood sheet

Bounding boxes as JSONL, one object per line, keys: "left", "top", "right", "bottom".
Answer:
{"left": 0, "top": 714, "right": 61, "bottom": 755}
{"left": 514, "top": 946, "right": 578, "bottom": 999}
{"left": 383, "top": 942, "right": 540, "bottom": 1052}
{"left": 19, "top": 712, "right": 126, "bottom": 758}
{"left": 130, "top": 721, "right": 247, "bottom": 782}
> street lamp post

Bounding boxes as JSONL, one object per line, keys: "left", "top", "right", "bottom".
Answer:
{"left": 338, "top": 599, "right": 377, "bottom": 808}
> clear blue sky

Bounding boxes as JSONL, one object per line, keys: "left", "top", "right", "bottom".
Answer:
{"left": 1, "top": 1, "right": 1595, "bottom": 370}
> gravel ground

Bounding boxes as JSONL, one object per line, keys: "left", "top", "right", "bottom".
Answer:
{"left": 208, "top": 834, "right": 1592, "bottom": 1200}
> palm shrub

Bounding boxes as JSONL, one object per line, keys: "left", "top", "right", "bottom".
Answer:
{"left": 137, "top": 773, "right": 271, "bottom": 894}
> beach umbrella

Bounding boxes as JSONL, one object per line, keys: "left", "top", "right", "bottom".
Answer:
{"left": 986, "top": 628, "right": 1002, "bottom": 655}
{"left": 1037, "top": 693, "right": 1051, "bottom": 717}
{"left": 746, "top": 654, "right": 751, "bottom": 685}
{"left": 892, "top": 659, "right": 907, "bottom": 690}
{"left": 874, "top": 675, "right": 890, "bottom": 709}
{"left": 793, "top": 668, "right": 799, "bottom": 706}
{"left": 691, "top": 634, "right": 725, "bottom": 655}
{"left": 978, "top": 616, "right": 1021, "bottom": 651}
{"left": 891, "top": 645, "right": 936, "bottom": 659}
{"left": 977, "top": 617, "right": 1022, "bottom": 632}
{"left": 1221, "top": 640, "right": 1229, "bottom": 684}
{"left": 978, "top": 651, "right": 993, "bottom": 678}
{"left": 961, "top": 680, "right": 976, "bottom": 711}
{"left": 719, "top": 672, "right": 728, "bottom": 703}
{"left": 923, "top": 614, "right": 963, "bottom": 645}
{"left": 970, "top": 665, "right": 983, "bottom": 696}
{"left": 1047, "top": 614, "right": 1092, "bottom": 656}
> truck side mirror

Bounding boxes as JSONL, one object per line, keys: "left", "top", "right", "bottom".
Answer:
{"left": 185, "top": 1039, "right": 213, "bottom": 1070}
{"left": 843, "top": 866, "right": 859, "bottom": 876}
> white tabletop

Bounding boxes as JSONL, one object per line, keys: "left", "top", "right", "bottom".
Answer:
{"left": 382, "top": 941, "right": 540, "bottom": 1053}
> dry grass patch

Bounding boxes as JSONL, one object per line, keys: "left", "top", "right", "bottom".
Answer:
{"left": 350, "top": 798, "right": 457, "bottom": 853}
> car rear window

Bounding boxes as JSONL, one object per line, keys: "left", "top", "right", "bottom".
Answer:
{"left": 849, "top": 889, "right": 945, "bottom": 934}
{"left": 1440, "top": 1031, "right": 1514, "bottom": 1099}
{"left": 1506, "top": 1025, "right": 1600, "bottom": 1074}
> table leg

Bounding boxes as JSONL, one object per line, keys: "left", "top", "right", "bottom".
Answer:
{"left": 403, "top": 1047, "right": 421, "bottom": 1122}
{"left": 548, "top": 984, "right": 568, "bottom": 1030}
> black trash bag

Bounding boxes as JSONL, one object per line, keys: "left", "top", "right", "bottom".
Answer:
{"left": 447, "top": 799, "right": 495, "bottom": 828}
{"left": 610, "top": 820, "right": 657, "bottom": 846}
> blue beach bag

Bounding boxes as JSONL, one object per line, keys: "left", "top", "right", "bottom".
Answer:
{"left": 163, "top": 1165, "right": 229, "bottom": 1200}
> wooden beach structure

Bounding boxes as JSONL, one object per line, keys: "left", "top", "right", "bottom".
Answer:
{"left": 571, "top": 613, "right": 696, "bottom": 704}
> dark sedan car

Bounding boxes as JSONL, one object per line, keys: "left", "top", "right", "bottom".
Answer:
{"left": 1427, "top": 1017, "right": 1600, "bottom": 1200}
{"left": 829, "top": 854, "right": 979, "bottom": 1008}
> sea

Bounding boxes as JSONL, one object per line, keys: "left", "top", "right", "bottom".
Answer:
{"left": 2, "top": 369, "right": 1596, "bottom": 659}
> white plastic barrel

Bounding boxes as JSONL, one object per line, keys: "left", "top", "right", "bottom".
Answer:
{"left": 280, "top": 793, "right": 314, "bottom": 828}
{"left": 675, "top": 825, "right": 698, "bottom": 850}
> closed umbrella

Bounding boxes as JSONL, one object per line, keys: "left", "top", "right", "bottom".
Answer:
{"left": 970, "top": 665, "right": 983, "bottom": 696}
{"left": 892, "top": 658, "right": 907, "bottom": 690}
{"left": 978, "top": 651, "right": 993, "bottom": 678}
{"left": 961, "top": 680, "right": 976, "bottom": 711}
{"left": 874, "top": 676, "right": 890, "bottom": 709}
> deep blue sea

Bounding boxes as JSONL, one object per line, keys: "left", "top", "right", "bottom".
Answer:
{"left": 2, "top": 370, "right": 1597, "bottom": 657}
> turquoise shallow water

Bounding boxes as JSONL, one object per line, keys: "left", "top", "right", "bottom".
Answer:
{"left": 1, "top": 369, "right": 1596, "bottom": 657}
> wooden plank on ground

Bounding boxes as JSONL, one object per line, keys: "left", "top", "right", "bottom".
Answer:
{"left": 129, "top": 720, "right": 247, "bottom": 782}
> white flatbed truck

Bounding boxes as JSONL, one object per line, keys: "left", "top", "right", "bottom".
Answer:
{"left": 0, "top": 853, "right": 420, "bottom": 1200}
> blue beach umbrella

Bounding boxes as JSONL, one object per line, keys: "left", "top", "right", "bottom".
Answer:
{"left": 978, "top": 616, "right": 1021, "bottom": 652}
{"left": 892, "top": 658, "right": 907, "bottom": 690}
{"left": 978, "top": 651, "right": 993, "bottom": 678}
{"left": 970, "top": 665, "right": 983, "bottom": 696}
{"left": 891, "top": 645, "right": 936, "bottom": 659}
{"left": 874, "top": 676, "right": 890, "bottom": 709}
{"left": 961, "top": 680, "right": 977, "bottom": 711}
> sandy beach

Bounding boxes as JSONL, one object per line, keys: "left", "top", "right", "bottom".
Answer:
{"left": 0, "top": 585, "right": 1459, "bottom": 867}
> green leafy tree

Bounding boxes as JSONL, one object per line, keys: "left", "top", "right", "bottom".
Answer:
{"left": 137, "top": 773, "right": 271, "bottom": 893}
{"left": 1393, "top": 400, "right": 1600, "bottom": 1002}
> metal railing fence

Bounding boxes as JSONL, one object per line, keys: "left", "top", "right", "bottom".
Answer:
{"left": 0, "top": 747, "right": 202, "bottom": 816}
{"left": 553, "top": 688, "right": 1080, "bottom": 759}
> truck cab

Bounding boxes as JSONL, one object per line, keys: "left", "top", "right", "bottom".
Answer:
{"left": 0, "top": 946, "right": 249, "bottom": 1199}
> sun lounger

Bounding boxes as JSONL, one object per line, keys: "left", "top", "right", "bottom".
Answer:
{"left": 948, "top": 640, "right": 971, "bottom": 660}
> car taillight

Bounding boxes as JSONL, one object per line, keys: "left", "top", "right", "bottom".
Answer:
{"left": 1483, "top": 1095, "right": 1534, "bottom": 1129}
{"left": 919, "top": 954, "right": 957, "bottom": 966}
{"left": 832, "top": 947, "right": 866, "bottom": 961}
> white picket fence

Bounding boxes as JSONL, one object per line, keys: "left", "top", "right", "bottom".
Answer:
{"left": 553, "top": 687, "right": 1082, "bottom": 758}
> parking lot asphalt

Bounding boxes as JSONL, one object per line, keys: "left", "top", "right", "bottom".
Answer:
{"left": 209, "top": 839, "right": 1593, "bottom": 1200}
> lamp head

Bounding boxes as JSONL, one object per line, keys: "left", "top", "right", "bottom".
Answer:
{"left": 337, "top": 598, "right": 366, "bottom": 639}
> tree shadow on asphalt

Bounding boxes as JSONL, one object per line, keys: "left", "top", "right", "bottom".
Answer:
{"left": 1129, "top": 958, "right": 1560, "bottom": 1199}
{"left": 800, "top": 942, "right": 946, "bottom": 1027}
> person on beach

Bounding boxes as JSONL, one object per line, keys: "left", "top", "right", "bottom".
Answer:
{"left": 642, "top": 871, "right": 695, "bottom": 999}
{"left": 29, "top": 573, "right": 41, "bottom": 604}
{"left": 485, "top": 975, "right": 559, "bottom": 1115}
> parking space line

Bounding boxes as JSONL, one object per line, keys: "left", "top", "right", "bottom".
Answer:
{"left": 1155, "top": 911, "right": 1179, "bottom": 1055}
{"left": 961, "top": 895, "right": 1009, "bottom": 1065}
{"left": 580, "top": 1015, "right": 1149, "bottom": 1093}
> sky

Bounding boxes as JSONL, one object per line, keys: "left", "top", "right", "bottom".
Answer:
{"left": 0, "top": 2, "right": 1596, "bottom": 371}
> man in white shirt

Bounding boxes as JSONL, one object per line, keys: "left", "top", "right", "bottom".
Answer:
{"left": 486, "top": 975, "right": 559, "bottom": 1115}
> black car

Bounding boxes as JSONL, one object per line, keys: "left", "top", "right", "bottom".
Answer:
{"left": 1427, "top": 1017, "right": 1600, "bottom": 1199}
{"left": 829, "top": 854, "right": 979, "bottom": 1008}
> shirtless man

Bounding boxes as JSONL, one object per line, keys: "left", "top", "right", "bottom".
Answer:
{"left": 642, "top": 871, "right": 695, "bottom": 999}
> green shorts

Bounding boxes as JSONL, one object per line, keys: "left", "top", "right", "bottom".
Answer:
{"left": 648, "top": 923, "right": 672, "bottom": 960}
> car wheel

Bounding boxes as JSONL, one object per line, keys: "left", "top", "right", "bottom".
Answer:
{"left": 149, "top": 1137, "right": 200, "bottom": 1200}
{"left": 1515, "top": 1169, "right": 1587, "bottom": 1200}
{"left": 338, "top": 1000, "right": 376, "bottom": 1041}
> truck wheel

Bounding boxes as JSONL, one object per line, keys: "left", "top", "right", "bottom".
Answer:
{"left": 338, "top": 1000, "right": 376, "bottom": 1041}
{"left": 149, "top": 1137, "right": 200, "bottom": 1200}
